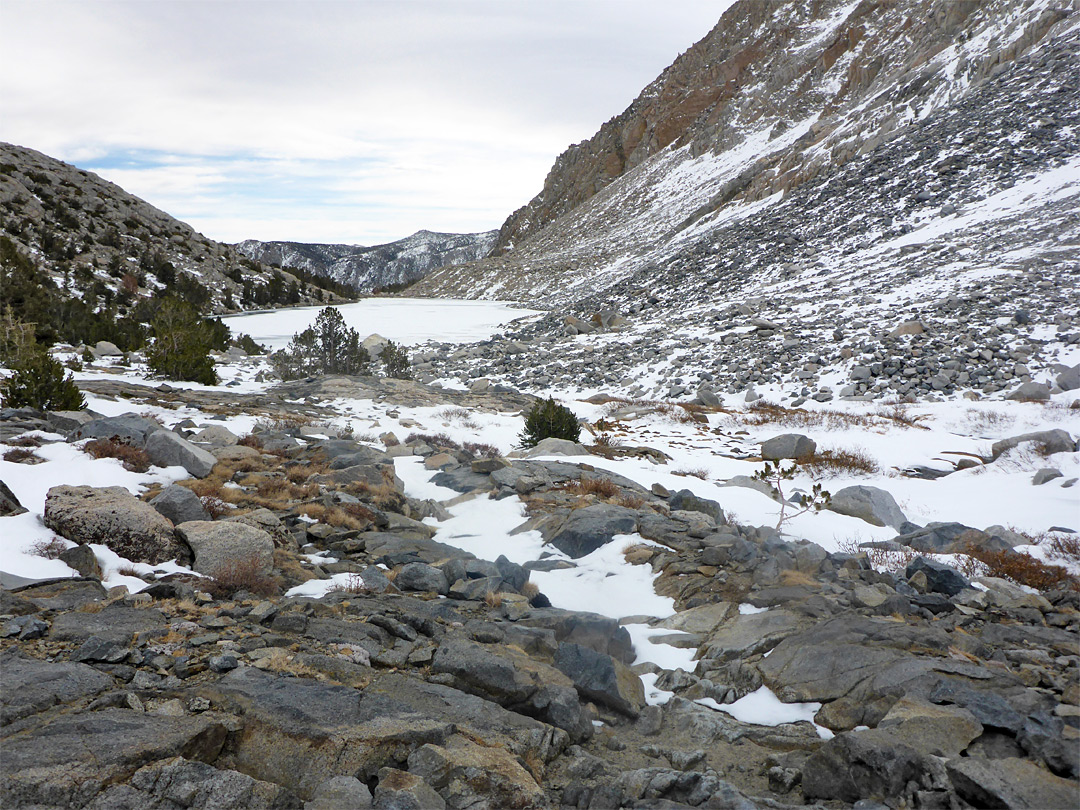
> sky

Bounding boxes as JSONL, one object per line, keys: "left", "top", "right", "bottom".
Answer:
{"left": 1, "top": 1, "right": 734, "bottom": 246}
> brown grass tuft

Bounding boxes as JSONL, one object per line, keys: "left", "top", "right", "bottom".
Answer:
{"left": 674, "top": 467, "right": 709, "bottom": 480}
{"left": 484, "top": 591, "right": 504, "bottom": 609}
{"left": 4, "top": 447, "right": 42, "bottom": 464}
{"left": 521, "top": 581, "right": 540, "bottom": 599}
{"left": 962, "top": 544, "right": 1078, "bottom": 592}
{"left": 797, "top": 446, "right": 880, "bottom": 477}
{"left": 616, "top": 494, "right": 646, "bottom": 510}
{"left": 779, "top": 569, "right": 818, "bottom": 587}
{"left": 84, "top": 437, "right": 151, "bottom": 472}
{"left": 8, "top": 434, "right": 44, "bottom": 447}
{"left": 237, "top": 433, "right": 263, "bottom": 449}
{"left": 204, "top": 557, "right": 280, "bottom": 599}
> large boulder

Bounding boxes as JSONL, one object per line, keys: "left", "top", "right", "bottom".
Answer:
{"left": 73, "top": 413, "right": 161, "bottom": 445}
{"left": 43, "top": 485, "right": 185, "bottom": 565}
{"left": 761, "top": 433, "right": 816, "bottom": 460}
{"left": 945, "top": 756, "right": 1079, "bottom": 809}
{"left": 407, "top": 740, "right": 545, "bottom": 810}
{"left": 802, "top": 730, "right": 941, "bottom": 804}
{"left": 517, "top": 609, "right": 635, "bottom": 664}
{"left": 905, "top": 557, "right": 968, "bottom": 596}
{"left": 150, "top": 484, "right": 211, "bottom": 524}
{"left": 668, "top": 489, "right": 725, "bottom": 523}
{"left": 175, "top": 521, "right": 275, "bottom": 577}
{"left": 1055, "top": 363, "right": 1080, "bottom": 392}
{"left": 895, "top": 522, "right": 1006, "bottom": 555}
{"left": 546, "top": 504, "right": 638, "bottom": 558}
{"left": 1005, "top": 381, "right": 1051, "bottom": 402}
{"left": 991, "top": 429, "right": 1075, "bottom": 459}
{"left": 828, "top": 485, "right": 907, "bottom": 529}
{"left": 0, "top": 480, "right": 27, "bottom": 517}
{"left": 192, "top": 425, "right": 240, "bottom": 446}
{"left": 430, "top": 638, "right": 591, "bottom": 742}
{"left": 0, "top": 651, "right": 114, "bottom": 726}
{"left": 553, "top": 642, "right": 645, "bottom": 718}
{"left": 145, "top": 429, "right": 218, "bottom": 478}
{"left": 524, "top": 437, "right": 590, "bottom": 458}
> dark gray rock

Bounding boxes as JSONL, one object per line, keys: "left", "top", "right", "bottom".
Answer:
{"left": 1055, "top": 363, "right": 1080, "bottom": 392}
{"left": 50, "top": 604, "right": 166, "bottom": 645}
{"left": 828, "top": 485, "right": 908, "bottom": 529}
{"left": 1005, "top": 381, "right": 1051, "bottom": 402}
{"left": 44, "top": 485, "right": 186, "bottom": 565}
{"left": 547, "top": 503, "right": 638, "bottom": 558}
{"left": 802, "top": 731, "right": 939, "bottom": 803}
{"left": 945, "top": 755, "right": 1079, "bottom": 809}
{"left": 150, "top": 484, "right": 211, "bottom": 524}
{"left": 0, "top": 479, "right": 27, "bottom": 516}
{"left": 0, "top": 708, "right": 227, "bottom": 809}
{"left": 395, "top": 562, "right": 449, "bottom": 594}
{"left": 761, "top": 433, "right": 816, "bottom": 460}
{"left": 73, "top": 413, "right": 161, "bottom": 445}
{"left": 0, "top": 651, "right": 115, "bottom": 725}
{"left": 1033, "top": 468, "right": 1064, "bottom": 485}
{"left": 58, "top": 543, "right": 103, "bottom": 579}
{"left": 554, "top": 642, "right": 645, "bottom": 717}
{"left": 145, "top": 429, "right": 218, "bottom": 478}
{"left": 668, "top": 489, "right": 725, "bottom": 523}
{"left": 894, "top": 522, "right": 1006, "bottom": 554}
{"left": 905, "top": 557, "right": 969, "bottom": 596}
{"left": 518, "top": 609, "right": 635, "bottom": 664}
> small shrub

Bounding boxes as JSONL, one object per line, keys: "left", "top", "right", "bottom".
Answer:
{"left": 962, "top": 544, "right": 1077, "bottom": 592}
{"left": 0, "top": 350, "right": 85, "bottom": 410}
{"left": 484, "top": 591, "right": 504, "bottom": 609}
{"left": 405, "top": 432, "right": 460, "bottom": 450}
{"left": 753, "top": 461, "right": 831, "bottom": 531}
{"left": 1046, "top": 535, "right": 1080, "bottom": 567}
{"left": 8, "top": 434, "right": 43, "bottom": 447}
{"left": 674, "top": 467, "right": 709, "bottom": 480}
{"left": 797, "top": 446, "right": 879, "bottom": 477}
{"left": 578, "top": 477, "right": 619, "bottom": 498}
{"left": 327, "top": 573, "right": 368, "bottom": 594}
{"left": 519, "top": 397, "right": 580, "bottom": 449}
{"left": 616, "top": 494, "right": 646, "bottom": 510}
{"left": 3, "top": 447, "right": 42, "bottom": 464}
{"left": 463, "top": 441, "right": 501, "bottom": 459}
{"left": 31, "top": 536, "right": 68, "bottom": 559}
{"left": 238, "top": 433, "right": 263, "bottom": 449}
{"left": 521, "top": 581, "right": 540, "bottom": 600}
{"left": 381, "top": 340, "right": 412, "bottom": 379}
{"left": 201, "top": 495, "right": 231, "bottom": 518}
{"left": 233, "top": 333, "right": 266, "bottom": 355}
{"left": 204, "top": 557, "right": 279, "bottom": 598}
{"left": 84, "top": 437, "right": 151, "bottom": 472}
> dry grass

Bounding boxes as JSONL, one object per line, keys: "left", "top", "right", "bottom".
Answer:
{"left": 731, "top": 400, "right": 928, "bottom": 432}
{"left": 237, "top": 433, "right": 263, "bottom": 449}
{"left": 464, "top": 441, "right": 501, "bottom": 459}
{"left": 563, "top": 476, "right": 620, "bottom": 499}
{"left": 297, "top": 503, "right": 373, "bottom": 530}
{"left": 616, "top": 494, "right": 647, "bottom": 510}
{"left": 674, "top": 467, "right": 709, "bottom": 480}
{"left": 201, "top": 495, "right": 231, "bottom": 519}
{"left": 797, "top": 446, "right": 880, "bottom": 477}
{"left": 3, "top": 447, "right": 42, "bottom": 464}
{"left": 484, "top": 591, "right": 504, "bottom": 609}
{"left": 779, "top": 569, "right": 818, "bottom": 587}
{"left": 204, "top": 557, "right": 280, "bottom": 599}
{"left": 1044, "top": 535, "right": 1080, "bottom": 568}
{"left": 342, "top": 479, "right": 403, "bottom": 510}
{"left": 327, "top": 573, "right": 368, "bottom": 594}
{"left": 438, "top": 406, "right": 479, "bottom": 429}
{"left": 83, "top": 437, "right": 151, "bottom": 472}
{"left": 7, "top": 434, "right": 43, "bottom": 447}
{"left": 521, "top": 581, "right": 540, "bottom": 600}
{"left": 962, "top": 545, "right": 1078, "bottom": 592}
{"left": 115, "top": 564, "right": 143, "bottom": 578}
{"left": 31, "top": 536, "right": 68, "bottom": 559}
{"left": 963, "top": 408, "right": 1014, "bottom": 434}
{"left": 405, "top": 432, "right": 461, "bottom": 450}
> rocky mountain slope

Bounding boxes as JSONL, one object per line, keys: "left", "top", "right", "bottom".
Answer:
{"left": 237, "top": 229, "right": 497, "bottom": 294}
{"left": 0, "top": 143, "right": 351, "bottom": 317}
{"left": 413, "top": 0, "right": 1080, "bottom": 404}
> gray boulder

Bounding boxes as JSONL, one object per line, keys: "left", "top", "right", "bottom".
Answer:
{"left": 1033, "top": 468, "right": 1064, "bottom": 486}
{"left": 761, "top": 433, "right": 816, "bottom": 460}
{"left": 945, "top": 755, "right": 1079, "bottom": 810}
{"left": 0, "top": 480, "right": 27, "bottom": 517}
{"left": 395, "top": 563, "right": 449, "bottom": 595}
{"left": 145, "top": 429, "right": 218, "bottom": 478}
{"left": 58, "top": 544, "right": 102, "bottom": 579}
{"left": 43, "top": 484, "right": 185, "bottom": 565}
{"left": 0, "top": 651, "right": 114, "bottom": 725}
{"left": 554, "top": 642, "right": 645, "bottom": 718}
{"left": 73, "top": 413, "right": 161, "bottom": 445}
{"left": 306, "top": 775, "right": 372, "bottom": 810}
{"left": 1055, "top": 363, "right": 1080, "bottom": 392}
{"left": 1005, "top": 381, "right": 1051, "bottom": 402}
{"left": 894, "top": 522, "right": 1006, "bottom": 554}
{"left": 176, "top": 521, "right": 275, "bottom": 577}
{"left": 373, "top": 768, "right": 445, "bottom": 810}
{"left": 192, "top": 425, "right": 239, "bottom": 446}
{"left": 118, "top": 757, "right": 299, "bottom": 810}
{"left": 905, "top": 557, "right": 968, "bottom": 596}
{"left": 406, "top": 740, "right": 544, "bottom": 810}
{"left": 669, "top": 489, "right": 725, "bottom": 523}
{"left": 802, "top": 731, "right": 939, "bottom": 804}
{"left": 828, "top": 485, "right": 907, "bottom": 529}
{"left": 547, "top": 503, "right": 638, "bottom": 558}
{"left": 991, "top": 429, "right": 1076, "bottom": 459}
{"left": 226, "top": 508, "right": 294, "bottom": 549}
{"left": 150, "top": 484, "right": 211, "bottom": 524}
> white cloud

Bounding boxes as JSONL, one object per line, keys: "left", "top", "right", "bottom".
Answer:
{"left": 1, "top": 0, "right": 735, "bottom": 244}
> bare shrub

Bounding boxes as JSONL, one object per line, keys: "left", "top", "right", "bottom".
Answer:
{"left": 463, "top": 441, "right": 501, "bottom": 459}
{"left": 3, "top": 447, "right": 42, "bottom": 464}
{"left": 484, "top": 591, "right": 504, "bottom": 609}
{"left": 674, "top": 467, "right": 709, "bottom": 480}
{"left": 8, "top": 434, "right": 43, "bottom": 447}
{"left": 84, "top": 437, "right": 151, "bottom": 472}
{"left": 205, "top": 557, "right": 279, "bottom": 598}
{"left": 617, "top": 494, "right": 646, "bottom": 510}
{"left": 31, "top": 536, "right": 69, "bottom": 559}
{"left": 327, "top": 573, "right": 368, "bottom": 594}
{"left": 797, "top": 446, "right": 880, "bottom": 477}
{"left": 521, "top": 581, "right": 540, "bottom": 599}
{"left": 405, "top": 432, "right": 461, "bottom": 450}
{"left": 237, "top": 433, "right": 263, "bottom": 450}
{"left": 201, "top": 495, "right": 231, "bottom": 519}
{"left": 1045, "top": 535, "right": 1080, "bottom": 568}
{"left": 962, "top": 544, "right": 1078, "bottom": 592}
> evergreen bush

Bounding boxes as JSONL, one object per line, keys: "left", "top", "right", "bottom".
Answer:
{"left": 145, "top": 298, "right": 219, "bottom": 385}
{"left": 270, "top": 306, "right": 370, "bottom": 380}
{"left": 519, "top": 397, "right": 581, "bottom": 448}
{"left": 381, "top": 340, "right": 412, "bottom": 379}
{"left": 0, "top": 349, "right": 85, "bottom": 410}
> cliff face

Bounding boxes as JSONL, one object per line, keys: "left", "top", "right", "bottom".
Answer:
{"left": 465, "top": 0, "right": 1072, "bottom": 281}
{"left": 237, "top": 229, "right": 497, "bottom": 294}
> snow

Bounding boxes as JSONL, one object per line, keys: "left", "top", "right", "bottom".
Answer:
{"left": 221, "top": 297, "right": 543, "bottom": 351}
{"left": 696, "top": 686, "right": 834, "bottom": 740}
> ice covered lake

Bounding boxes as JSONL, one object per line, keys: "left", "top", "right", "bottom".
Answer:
{"left": 220, "top": 297, "right": 543, "bottom": 351}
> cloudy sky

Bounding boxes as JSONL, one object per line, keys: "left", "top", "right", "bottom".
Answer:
{"left": 2, "top": 1, "right": 733, "bottom": 246}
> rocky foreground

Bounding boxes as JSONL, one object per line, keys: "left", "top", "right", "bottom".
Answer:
{"left": 1, "top": 378, "right": 1078, "bottom": 810}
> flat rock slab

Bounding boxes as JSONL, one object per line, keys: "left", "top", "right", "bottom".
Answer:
{"left": 176, "top": 520, "right": 274, "bottom": 577}
{"left": 0, "top": 652, "right": 115, "bottom": 726}
{"left": 11, "top": 578, "right": 107, "bottom": 611}
{"left": 0, "top": 708, "right": 227, "bottom": 809}
{"left": 49, "top": 604, "right": 168, "bottom": 645}
{"left": 205, "top": 667, "right": 456, "bottom": 799}
{"left": 945, "top": 755, "right": 1080, "bottom": 809}
{"left": 44, "top": 484, "right": 185, "bottom": 565}
{"left": 701, "top": 608, "right": 807, "bottom": 662}
{"left": 546, "top": 503, "right": 638, "bottom": 558}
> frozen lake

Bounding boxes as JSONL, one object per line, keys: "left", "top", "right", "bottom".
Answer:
{"left": 220, "top": 297, "right": 542, "bottom": 351}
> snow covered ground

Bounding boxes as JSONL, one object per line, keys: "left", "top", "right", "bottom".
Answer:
{"left": 2, "top": 298, "right": 1078, "bottom": 725}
